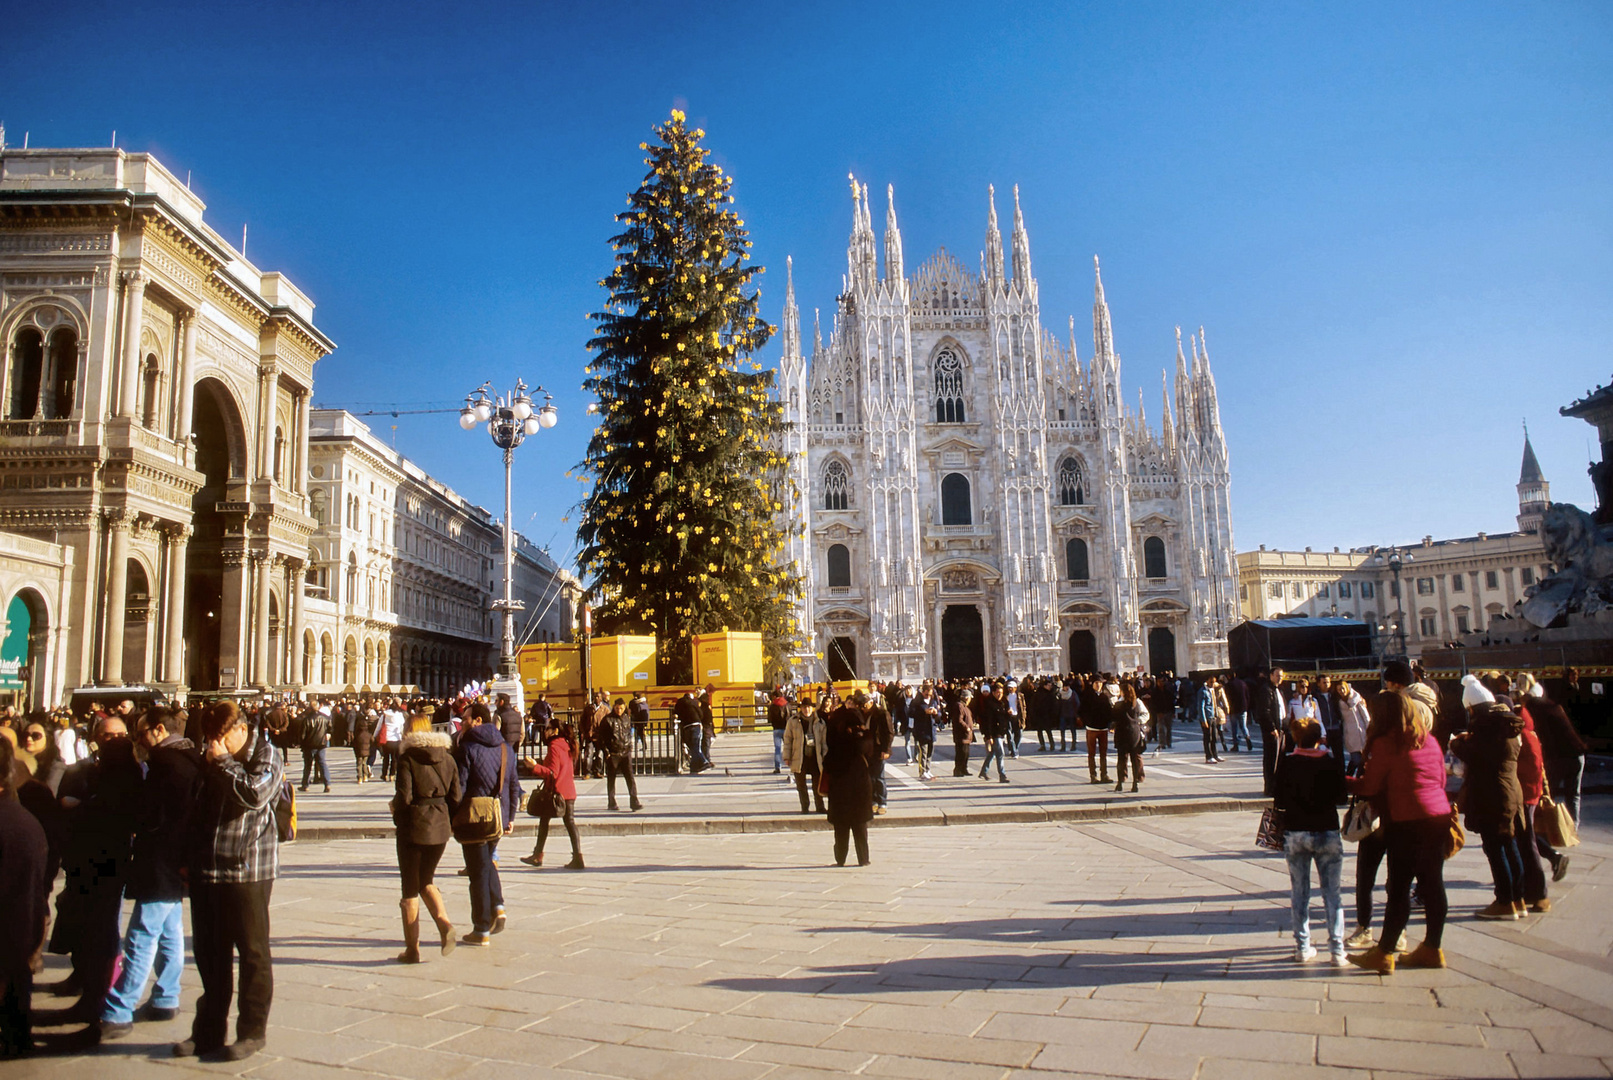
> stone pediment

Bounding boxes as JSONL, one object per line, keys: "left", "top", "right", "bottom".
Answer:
{"left": 921, "top": 435, "right": 989, "bottom": 458}
{"left": 1132, "top": 511, "right": 1177, "bottom": 529}
{"left": 814, "top": 522, "right": 864, "bottom": 540}
{"left": 1140, "top": 597, "right": 1190, "bottom": 613}
{"left": 1060, "top": 600, "right": 1111, "bottom": 616}
{"left": 1053, "top": 506, "right": 1101, "bottom": 530}
{"left": 925, "top": 558, "right": 1001, "bottom": 589}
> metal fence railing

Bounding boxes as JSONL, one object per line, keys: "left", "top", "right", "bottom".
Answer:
{"left": 517, "top": 704, "right": 766, "bottom": 776}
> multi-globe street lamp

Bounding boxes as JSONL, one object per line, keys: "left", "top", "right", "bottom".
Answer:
{"left": 1369, "top": 544, "right": 1414, "bottom": 660}
{"left": 459, "top": 379, "right": 558, "bottom": 678}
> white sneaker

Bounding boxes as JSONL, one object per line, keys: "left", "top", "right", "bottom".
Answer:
{"left": 1329, "top": 952, "right": 1347, "bottom": 967}
{"left": 1294, "top": 944, "right": 1317, "bottom": 963}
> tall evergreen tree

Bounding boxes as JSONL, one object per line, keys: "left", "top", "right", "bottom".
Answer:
{"left": 577, "top": 110, "right": 800, "bottom": 684}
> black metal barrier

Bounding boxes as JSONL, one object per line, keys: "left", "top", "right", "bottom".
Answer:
{"left": 518, "top": 703, "right": 765, "bottom": 776}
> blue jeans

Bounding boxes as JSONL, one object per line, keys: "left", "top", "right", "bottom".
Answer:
{"left": 1283, "top": 829, "right": 1344, "bottom": 952}
{"left": 463, "top": 839, "right": 505, "bottom": 934}
{"left": 981, "top": 740, "right": 1006, "bottom": 778}
{"left": 101, "top": 899, "right": 184, "bottom": 1023}
{"left": 301, "top": 745, "right": 328, "bottom": 788}
{"left": 1550, "top": 756, "right": 1584, "bottom": 823}
{"left": 1479, "top": 829, "right": 1524, "bottom": 904}
{"left": 1229, "top": 711, "right": 1251, "bottom": 751}
{"left": 773, "top": 729, "right": 784, "bottom": 770}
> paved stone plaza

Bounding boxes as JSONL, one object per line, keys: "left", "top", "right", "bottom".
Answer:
{"left": 12, "top": 752, "right": 1612, "bottom": 1080}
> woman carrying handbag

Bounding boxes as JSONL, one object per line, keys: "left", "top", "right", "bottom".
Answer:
{"left": 520, "top": 719, "right": 583, "bottom": 870}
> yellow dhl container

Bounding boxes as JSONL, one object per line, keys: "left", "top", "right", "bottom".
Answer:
{"left": 589, "top": 635, "right": 657, "bottom": 690}
{"left": 692, "top": 629, "right": 763, "bottom": 686}
{"left": 516, "top": 643, "right": 582, "bottom": 694}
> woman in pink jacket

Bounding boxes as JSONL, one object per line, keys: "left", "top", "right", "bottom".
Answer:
{"left": 520, "top": 719, "right": 584, "bottom": 870}
{"left": 1345, "top": 690, "right": 1451, "bottom": 973}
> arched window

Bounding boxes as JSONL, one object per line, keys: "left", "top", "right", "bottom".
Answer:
{"left": 823, "top": 460, "right": 850, "bottom": 511}
{"left": 48, "top": 328, "right": 77, "bottom": 419}
{"left": 826, "top": 543, "right": 851, "bottom": 587}
{"left": 8, "top": 328, "right": 44, "bottom": 420}
{"left": 1066, "top": 538, "right": 1090, "bottom": 581}
{"left": 1143, "top": 536, "right": 1167, "bottom": 579}
{"left": 941, "top": 473, "right": 972, "bottom": 526}
{"left": 1058, "top": 456, "right": 1085, "bottom": 506}
{"left": 141, "top": 353, "right": 161, "bottom": 429}
{"left": 934, "top": 348, "right": 966, "bottom": 423}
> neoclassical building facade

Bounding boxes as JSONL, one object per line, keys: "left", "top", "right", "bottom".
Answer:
{"left": 779, "top": 181, "right": 1237, "bottom": 681}
{"left": 0, "top": 147, "right": 331, "bottom": 698}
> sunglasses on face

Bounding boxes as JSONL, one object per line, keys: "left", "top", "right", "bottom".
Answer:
{"left": 24, "top": 731, "right": 46, "bottom": 742}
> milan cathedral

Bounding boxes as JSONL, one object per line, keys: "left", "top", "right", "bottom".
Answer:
{"left": 778, "top": 180, "right": 1237, "bottom": 682}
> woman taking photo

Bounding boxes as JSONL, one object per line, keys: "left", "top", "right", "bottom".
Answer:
{"left": 392, "top": 714, "right": 459, "bottom": 963}
{"left": 1346, "top": 689, "right": 1451, "bottom": 973}
{"left": 520, "top": 719, "right": 583, "bottom": 870}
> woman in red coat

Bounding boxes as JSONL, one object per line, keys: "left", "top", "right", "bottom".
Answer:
{"left": 520, "top": 720, "right": 583, "bottom": 870}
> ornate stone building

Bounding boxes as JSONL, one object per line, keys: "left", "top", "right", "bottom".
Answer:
{"left": 0, "top": 147, "right": 331, "bottom": 695}
{"left": 779, "top": 181, "right": 1237, "bottom": 681}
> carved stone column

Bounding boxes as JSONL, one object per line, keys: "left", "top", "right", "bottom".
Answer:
{"left": 119, "top": 272, "right": 148, "bottom": 419}
{"left": 176, "top": 311, "right": 198, "bottom": 448}
{"left": 256, "top": 364, "right": 277, "bottom": 481}
{"left": 100, "top": 510, "right": 132, "bottom": 683}
{"left": 295, "top": 390, "right": 311, "bottom": 494}
{"left": 252, "top": 553, "right": 272, "bottom": 688}
{"left": 288, "top": 558, "right": 305, "bottom": 686}
{"left": 162, "top": 524, "right": 192, "bottom": 684}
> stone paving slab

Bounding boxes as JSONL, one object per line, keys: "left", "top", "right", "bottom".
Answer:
{"left": 14, "top": 799, "right": 1613, "bottom": 1080}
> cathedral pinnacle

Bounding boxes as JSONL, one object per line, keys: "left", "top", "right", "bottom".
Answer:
{"left": 1161, "top": 369, "right": 1175, "bottom": 450}
{"left": 781, "top": 255, "right": 800, "bottom": 362}
{"left": 985, "top": 185, "right": 1005, "bottom": 290}
{"left": 1092, "top": 256, "right": 1114, "bottom": 362}
{"left": 884, "top": 183, "right": 904, "bottom": 282}
{"left": 1010, "top": 183, "right": 1032, "bottom": 287}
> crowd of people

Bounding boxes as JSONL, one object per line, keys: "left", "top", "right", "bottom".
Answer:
{"left": 0, "top": 660, "right": 1597, "bottom": 1059}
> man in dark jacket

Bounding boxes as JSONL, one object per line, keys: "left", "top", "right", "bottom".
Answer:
{"left": 494, "top": 694, "right": 524, "bottom": 752}
{"left": 1251, "top": 668, "right": 1287, "bottom": 796}
{"left": 297, "top": 704, "right": 330, "bottom": 794}
{"left": 598, "top": 699, "right": 642, "bottom": 812}
{"left": 1225, "top": 674, "right": 1250, "bottom": 752}
{"left": 99, "top": 709, "right": 202, "bottom": 1039}
{"left": 863, "top": 693, "right": 894, "bottom": 814}
{"left": 1312, "top": 675, "right": 1341, "bottom": 766}
{"left": 674, "top": 691, "right": 710, "bottom": 773}
{"left": 0, "top": 736, "right": 49, "bottom": 1059}
{"left": 455, "top": 710, "right": 521, "bottom": 945}
{"left": 176, "top": 701, "right": 282, "bottom": 1063}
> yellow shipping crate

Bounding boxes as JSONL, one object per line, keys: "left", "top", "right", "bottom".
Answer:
{"left": 692, "top": 629, "right": 763, "bottom": 686}
{"left": 516, "top": 643, "right": 582, "bottom": 694}
{"left": 589, "top": 635, "right": 657, "bottom": 690}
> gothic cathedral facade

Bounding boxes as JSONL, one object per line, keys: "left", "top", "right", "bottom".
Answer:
{"left": 778, "top": 181, "right": 1237, "bottom": 682}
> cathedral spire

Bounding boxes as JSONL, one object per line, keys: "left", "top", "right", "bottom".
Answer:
{"left": 883, "top": 184, "right": 904, "bottom": 282}
{"left": 1176, "top": 326, "right": 1195, "bottom": 443}
{"left": 1092, "top": 256, "right": 1114, "bottom": 363}
{"left": 1161, "top": 369, "right": 1175, "bottom": 451}
{"left": 1010, "top": 184, "right": 1032, "bottom": 287}
{"left": 781, "top": 255, "right": 800, "bottom": 362}
{"left": 1196, "top": 327, "right": 1224, "bottom": 442}
{"left": 985, "top": 184, "right": 1006, "bottom": 291}
{"left": 812, "top": 307, "right": 825, "bottom": 361}
{"left": 846, "top": 174, "right": 864, "bottom": 289}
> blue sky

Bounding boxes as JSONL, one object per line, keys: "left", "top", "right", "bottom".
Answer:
{"left": 5, "top": 1, "right": 1610, "bottom": 564}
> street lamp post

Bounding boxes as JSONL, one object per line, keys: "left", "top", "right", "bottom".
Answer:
{"left": 460, "top": 379, "right": 558, "bottom": 678}
{"left": 1369, "top": 545, "right": 1413, "bottom": 660}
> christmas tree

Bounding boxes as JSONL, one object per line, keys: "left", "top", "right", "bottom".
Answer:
{"left": 577, "top": 110, "right": 801, "bottom": 684}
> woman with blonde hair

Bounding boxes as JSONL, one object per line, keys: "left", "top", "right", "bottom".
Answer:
{"left": 392, "top": 714, "right": 459, "bottom": 962}
{"left": 1345, "top": 688, "right": 1451, "bottom": 973}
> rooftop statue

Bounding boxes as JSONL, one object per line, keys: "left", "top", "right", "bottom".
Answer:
{"left": 1521, "top": 502, "right": 1613, "bottom": 626}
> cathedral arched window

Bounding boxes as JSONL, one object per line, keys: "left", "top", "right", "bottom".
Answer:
{"left": 1143, "top": 536, "right": 1167, "bottom": 579}
{"left": 934, "top": 349, "right": 966, "bottom": 423}
{"left": 823, "top": 460, "right": 850, "bottom": 511}
{"left": 826, "top": 543, "right": 851, "bottom": 587}
{"left": 48, "top": 328, "right": 77, "bottom": 419}
{"left": 1058, "top": 456, "right": 1085, "bottom": 506}
{"left": 941, "top": 473, "right": 972, "bottom": 526}
{"left": 1066, "top": 538, "right": 1090, "bottom": 582}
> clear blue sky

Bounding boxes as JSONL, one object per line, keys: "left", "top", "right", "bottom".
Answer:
{"left": 6, "top": 1, "right": 1610, "bottom": 563}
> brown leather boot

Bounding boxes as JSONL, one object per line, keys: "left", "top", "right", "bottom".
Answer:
{"left": 1398, "top": 943, "right": 1446, "bottom": 969}
{"left": 1346, "top": 945, "right": 1395, "bottom": 974}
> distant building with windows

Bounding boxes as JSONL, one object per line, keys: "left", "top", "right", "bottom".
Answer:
{"left": 778, "top": 181, "right": 1237, "bottom": 681}
{"left": 301, "top": 409, "right": 578, "bottom": 696}
{"left": 1236, "top": 434, "right": 1552, "bottom": 659}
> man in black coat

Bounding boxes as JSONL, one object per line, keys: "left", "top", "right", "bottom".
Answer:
{"left": 297, "top": 704, "right": 330, "bottom": 793}
{"left": 860, "top": 693, "right": 893, "bottom": 815}
{"left": 1250, "top": 667, "right": 1287, "bottom": 796}
{"left": 98, "top": 709, "right": 202, "bottom": 1039}
{"left": 494, "top": 694, "right": 524, "bottom": 752}
{"left": 673, "top": 692, "right": 710, "bottom": 773}
{"left": 597, "top": 699, "right": 642, "bottom": 812}
{"left": 0, "top": 736, "right": 49, "bottom": 1058}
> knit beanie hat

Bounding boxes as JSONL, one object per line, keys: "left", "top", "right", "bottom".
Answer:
{"left": 1383, "top": 659, "right": 1415, "bottom": 686}
{"left": 1461, "top": 673, "right": 1495, "bottom": 708}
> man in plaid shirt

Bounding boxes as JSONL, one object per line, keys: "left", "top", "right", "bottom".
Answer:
{"left": 174, "top": 701, "right": 282, "bottom": 1063}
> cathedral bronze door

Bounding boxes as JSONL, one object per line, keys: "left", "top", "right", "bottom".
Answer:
{"left": 941, "top": 605, "right": 985, "bottom": 679}
{"left": 1068, "top": 629, "right": 1098, "bottom": 674}
{"left": 827, "top": 636, "right": 857, "bottom": 681}
{"left": 1147, "top": 627, "right": 1177, "bottom": 675}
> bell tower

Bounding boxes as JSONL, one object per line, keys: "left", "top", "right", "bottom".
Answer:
{"left": 1516, "top": 426, "right": 1549, "bottom": 534}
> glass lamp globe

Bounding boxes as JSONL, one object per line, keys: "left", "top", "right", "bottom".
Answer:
{"left": 458, "top": 410, "right": 477, "bottom": 430}
{"left": 523, "top": 417, "right": 541, "bottom": 435}
{"left": 538, "top": 404, "right": 558, "bottom": 428}
{"left": 474, "top": 401, "right": 493, "bottom": 423}
{"left": 513, "top": 397, "right": 533, "bottom": 421}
